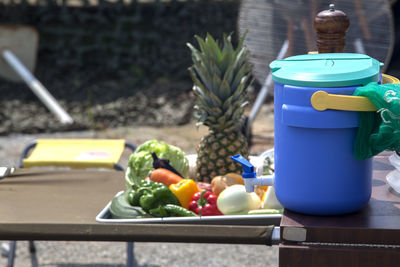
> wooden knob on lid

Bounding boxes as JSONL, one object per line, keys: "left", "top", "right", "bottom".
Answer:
{"left": 314, "top": 4, "right": 350, "bottom": 53}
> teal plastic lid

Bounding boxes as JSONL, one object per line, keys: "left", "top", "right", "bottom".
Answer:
{"left": 270, "top": 53, "right": 383, "bottom": 87}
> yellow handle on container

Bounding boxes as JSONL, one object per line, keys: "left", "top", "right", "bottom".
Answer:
{"left": 311, "top": 74, "right": 399, "bottom": 112}
{"left": 382, "top": 74, "right": 400, "bottom": 84}
{"left": 311, "top": 91, "right": 377, "bottom": 111}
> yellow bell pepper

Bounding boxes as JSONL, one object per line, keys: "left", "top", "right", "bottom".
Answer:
{"left": 169, "top": 179, "right": 200, "bottom": 209}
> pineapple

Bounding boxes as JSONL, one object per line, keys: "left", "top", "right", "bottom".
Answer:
{"left": 187, "top": 33, "right": 253, "bottom": 182}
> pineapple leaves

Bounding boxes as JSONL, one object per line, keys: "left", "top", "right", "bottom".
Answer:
{"left": 188, "top": 32, "right": 253, "bottom": 131}
{"left": 195, "top": 111, "right": 207, "bottom": 127}
{"left": 205, "top": 33, "right": 222, "bottom": 61}
{"left": 220, "top": 34, "right": 234, "bottom": 72}
{"left": 194, "top": 35, "right": 212, "bottom": 59}
{"left": 219, "top": 78, "right": 231, "bottom": 102}
{"left": 187, "top": 43, "right": 202, "bottom": 63}
{"left": 231, "top": 60, "right": 251, "bottom": 88}
{"left": 191, "top": 64, "right": 213, "bottom": 92}
{"left": 222, "top": 62, "right": 235, "bottom": 87}
{"left": 222, "top": 76, "right": 251, "bottom": 111}
{"left": 192, "top": 84, "right": 222, "bottom": 110}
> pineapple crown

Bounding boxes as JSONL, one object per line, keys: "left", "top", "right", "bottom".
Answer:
{"left": 187, "top": 32, "right": 253, "bottom": 132}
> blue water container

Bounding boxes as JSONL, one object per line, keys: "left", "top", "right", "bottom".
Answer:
{"left": 270, "top": 53, "right": 382, "bottom": 215}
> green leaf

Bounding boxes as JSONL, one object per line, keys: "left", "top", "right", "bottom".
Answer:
{"left": 222, "top": 105, "right": 234, "bottom": 120}
{"left": 219, "top": 52, "right": 231, "bottom": 76}
{"left": 192, "top": 86, "right": 214, "bottom": 107}
{"left": 208, "top": 59, "right": 222, "bottom": 79}
{"left": 222, "top": 61, "right": 235, "bottom": 86}
{"left": 231, "top": 105, "right": 246, "bottom": 120}
{"left": 195, "top": 35, "right": 209, "bottom": 55}
{"left": 211, "top": 72, "right": 222, "bottom": 98}
{"left": 219, "top": 78, "right": 231, "bottom": 101}
{"left": 193, "top": 82, "right": 222, "bottom": 109}
{"left": 205, "top": 33, "right": 222, "bottom": 61}
{"left": 237, "top": 31, "right": 247, "bottom": 53}
{"left": 222, "top": 79, "right": 248, "bottom": 110}
{"left": 191, "top": 64, "right": 212, "bottom": 91}
{"left": 196, "top": 112, "right": 207, "bottom": 125}
{"left": 204, "top": 115, "right": 217, "bottom": 125}
{"left": 210, "top": 106, "right": 223, "bottom": 116}
{"left": 222, "top": 33, "right": 234, "bottom": 55}
{"left": 198, "top": 102, "right": 222, "bottom": 118}
{"left": 231, "top": 62, "right": 251, "bottom": 90}
{"left": 187, "top": 43, "right": 202, "bottom": 62}
{"left": 188, "top": 45, "right": 212, "bottom": 74}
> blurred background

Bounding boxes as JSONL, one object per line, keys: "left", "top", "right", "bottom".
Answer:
{"left": 0, "top": 0, "right": 398, "bottom": 136}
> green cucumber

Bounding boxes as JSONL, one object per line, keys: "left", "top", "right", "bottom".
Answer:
{"left": 149, "top": 204, "right": 198, "bottom": 217}
{"left": 109, "top": 191, "right": 149, "bottom": 219}
{"left": 247, "top": 209, "right": 283, "bottom": 215}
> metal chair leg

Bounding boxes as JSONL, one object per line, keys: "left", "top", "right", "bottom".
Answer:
{"left": 29, "top": 241, "right": 38, "bottom": 267}
{"left": 126, "top": 242, "right": 138, "bottom": 267}
{"left": 28, "top": 241, "right": 36, "bottom": 253}
{"left": 7, "top": 241, "right": 16, "bottom": 267}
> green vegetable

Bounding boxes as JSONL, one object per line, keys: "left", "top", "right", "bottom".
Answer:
{"left": 127, "top": 180, "right": 181, "bottom": 217}
{"left": 149, "top": 204, "right": 198, "bottom": 217}
{"left": 247, "top": 209, "right": 283, "bottom": 215}
{"left": 125, "top": 140, "right": 189, "bottom": 188}
{"left": 110, "top": 191, "right": 149, "bottom": 219}
{"left": 127, "top": 189, "right": 141, "bottom": 206}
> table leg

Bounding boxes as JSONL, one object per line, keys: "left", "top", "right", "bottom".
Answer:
{"left": 279, "top": 243, "right": 400, "bottom": 267}
{"left": 7, "top": 241, "right": 16, "bottom": 267}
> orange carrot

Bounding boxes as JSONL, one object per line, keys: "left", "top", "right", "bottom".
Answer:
{"left": 149, "top": 168, "right": 183, "bottom": 186}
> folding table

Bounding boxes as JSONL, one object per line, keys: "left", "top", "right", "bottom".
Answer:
{"left": 0, "top": 169, "right": 277, "bottom": 244}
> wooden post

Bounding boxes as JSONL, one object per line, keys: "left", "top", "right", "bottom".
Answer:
{"left": 314, "top": 4, "right": 349, "bottom": 53}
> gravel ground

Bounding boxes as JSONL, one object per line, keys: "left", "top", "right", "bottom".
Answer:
{"left": 0, "top": 80, "right": 196, "bottom": 135}
{"left": 1, "top": 241, "right": 279, "bottom": 267}
{"left": 0, "top": 103, "right": 277, "bottom": 267}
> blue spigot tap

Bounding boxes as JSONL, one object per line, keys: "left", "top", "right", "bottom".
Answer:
{"left": 231, "top": 154, "right": 275, "bottom": 193}
{"left": 231, "top": 155, "right": 257, "bottom": 178}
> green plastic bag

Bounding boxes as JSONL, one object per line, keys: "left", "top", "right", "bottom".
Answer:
{"left": 354, "top": 82, "right": 400, "bottom": 160}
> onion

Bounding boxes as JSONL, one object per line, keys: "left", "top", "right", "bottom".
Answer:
{"left": 248, "top": 192, "right": 262, "bottom": 210}
{"left": 216, "top": 185, "right": 255, "bottom": 215}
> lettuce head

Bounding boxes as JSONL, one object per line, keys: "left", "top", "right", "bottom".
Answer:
{"left": 125, "top": 140, "right": 189, "bottom": 188}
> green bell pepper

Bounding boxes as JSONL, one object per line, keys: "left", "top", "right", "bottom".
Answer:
{"left": 127, "top": 179, "right": 181, "bottom": 216}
